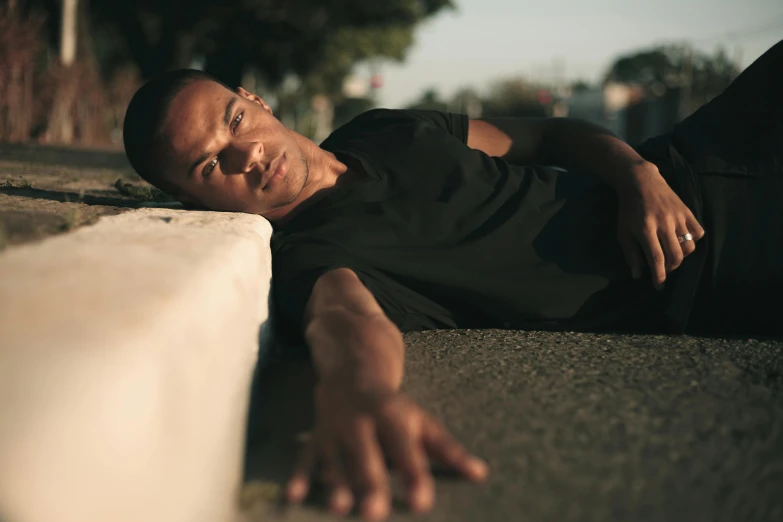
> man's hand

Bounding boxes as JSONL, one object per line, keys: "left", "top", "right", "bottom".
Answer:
{"left": 616, "top": 164, "right": 705, "bottom": 288}
{"left": 298, "top": 269, "right": 487, "bottom": 519}
{"left": 285, "top": 381, "right": 489, "bottom": 521}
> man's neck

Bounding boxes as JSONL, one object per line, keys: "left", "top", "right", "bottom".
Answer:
{"left": 263, "top": 133, "right": 354, "bottom": 225}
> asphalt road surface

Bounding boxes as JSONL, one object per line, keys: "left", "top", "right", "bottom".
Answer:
{"left": 243, "top": 329, "right": 783, "bottom": 522}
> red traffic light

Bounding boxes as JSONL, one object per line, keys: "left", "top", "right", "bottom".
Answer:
{"left": 536, "top": 89, "right": 552, "bottom": 105}
{"left": 370, "top": 74, "right": 384, "bottom": 89}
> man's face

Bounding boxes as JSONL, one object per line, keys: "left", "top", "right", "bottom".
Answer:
{"left": 157, "top": 80, "right": 308, "bottom": 215}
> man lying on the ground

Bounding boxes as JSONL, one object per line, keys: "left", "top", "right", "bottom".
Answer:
{"left": 122, "top": 39, "right": 782, "bottom": 521}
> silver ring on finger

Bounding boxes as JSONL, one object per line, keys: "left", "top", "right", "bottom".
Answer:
{"left": 678, "top": 233, "right": 694, "bottom": 244}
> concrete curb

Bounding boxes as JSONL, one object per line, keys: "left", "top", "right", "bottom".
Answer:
{"left": 0, "top": 208, "right": 274, "bottom": 522}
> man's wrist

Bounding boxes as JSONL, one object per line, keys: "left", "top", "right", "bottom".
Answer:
{"left": 306, "top": 308, "right": 405, "bottom": 393}
{"left": 614, "top": 159, "right": 663, "bottom": 194}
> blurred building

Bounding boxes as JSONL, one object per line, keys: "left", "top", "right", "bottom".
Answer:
{"left": 566, "top": 82, "right": 685, "bottom": 146}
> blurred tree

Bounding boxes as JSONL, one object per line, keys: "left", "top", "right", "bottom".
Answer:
{"left": 0, "top": 1, "right": 45, "bottom": 142}
{"left": 604, "top": 44, "right": 738, "bottom": 99}
{"left": 88, "top": 0, "right": 453, "bottom": 91}
{"left": 480, "top": 78, "right": 548, "bottom": 118}
{"left": 406, "top": 79, "right": 554, "bottom": 118}
{"left": 604, "top": 44, "right": 741, "bottom": 119}
{"left": 405, "top": 88, "right": 448, "bottom": 111}
{"left": 298, "top": 25, "right": 415, "bottom": 98}
{"left": 19, "top": 0, "right": 116, "bottom": 144}
{"left": 604, "top": 46, "right": 683, "bottom": 87}
{"left": 333, "top": 96, "right": 376, "bottom": 129}
{"left": 570, "top": 80, "right": 592, "bottom": 93}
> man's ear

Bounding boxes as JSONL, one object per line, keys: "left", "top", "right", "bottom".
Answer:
{"left": 237, "top": 87, "right": 272, "bottom": 114}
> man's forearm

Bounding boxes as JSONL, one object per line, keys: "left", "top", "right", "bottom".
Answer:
{"left": 304, "top": 308, "right": 405, "bottom": 393}
{"left": 540, "top": 118, "right": 659, "bottom": 191}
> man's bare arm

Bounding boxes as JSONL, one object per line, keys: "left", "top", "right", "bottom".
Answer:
{"left": 287, "top": 268, "right": 488, "bottom": 520}
{"left": 467, "top": 117, "right": 653, "bottom": 192}
{"left": 303, "top": 267, "right": 405, "bottom": 393}
{"left": 467, "top": 117, "right": 705, "bottom": 289}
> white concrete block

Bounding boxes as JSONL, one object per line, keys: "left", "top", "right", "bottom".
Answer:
{"left": 0, "top": 208, "right": 274, "bottom": 522}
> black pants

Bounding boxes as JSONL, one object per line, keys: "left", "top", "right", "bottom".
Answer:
{"left": 664, "top": 40, "right": 783, "bottom": 336}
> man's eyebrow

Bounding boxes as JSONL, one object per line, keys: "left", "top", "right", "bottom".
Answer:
{"left": 188, "top": 97, "right": 237, "bottom": 178}
{"left": 224, "top": 97, "right": 237, "bottom": 128}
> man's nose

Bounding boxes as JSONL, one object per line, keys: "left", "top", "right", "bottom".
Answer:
{"left": 228, "top": 139, "right": 263, "bottom": 173}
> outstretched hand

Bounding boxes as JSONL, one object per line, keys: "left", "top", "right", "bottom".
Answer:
{"left": 616, "top": 166, "right": 705, "bottom": 289}
{"left": 286, "top": 382, "right": 489, "bottom": 521}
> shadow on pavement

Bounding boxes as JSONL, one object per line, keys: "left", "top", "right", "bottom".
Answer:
{"left": 0, "top": 186, "right": 141, "bottom": 207}
{"left": 244, "top": 358, "right": 317, "bottom": 487}
{"left": 0, "top": 142, "right": 130, "bottom": 170}
{"left": 240, "top": 352, "right": 473, "bottom": 519}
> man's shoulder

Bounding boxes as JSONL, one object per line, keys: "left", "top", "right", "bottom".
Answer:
{"left": 321, "top": 108, "right": 467, "bottom": 150}
{"left": 340, "top": 108, "right": 442, "bottom": 127}
{"left": 322, "top": 109, "right": 423, "bottom": 140}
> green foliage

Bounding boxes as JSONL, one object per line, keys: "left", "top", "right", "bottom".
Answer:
{"left": 405, "top": 88, "right": 448, "bottom": 112}
{"left": 406, "top": 77, "right": 552, "bottom": 118}
{"left": 302, "top": 25, "right": 415, "bottom": 97}
{"left": 88, "top": 0, "right": 454, "bottom": 97}
{"left": 605, "top": 46, "right": 683, "bottom": 86}
{"left": 603, "top": 44, "right": 740, "bottom": 112}
{"left": 480, "top": 78, "right": 549, "bottom": 118}
{"left": 333, "top": 97, "right": 376, "bottom": 129}
{"left": 570, "top": 80, "right": 592, "bottom": 93}
{"left": 604, "top": 44, "right": 739, "bottom": 91}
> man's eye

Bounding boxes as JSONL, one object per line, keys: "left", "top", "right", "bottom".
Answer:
{"left": 232, "top": 112, "right": 243, "bottom": 132}
{"left": 203, "top": 157, "right": 218, "bottom": 178}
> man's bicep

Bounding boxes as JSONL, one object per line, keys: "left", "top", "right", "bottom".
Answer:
{"left": 303, "top": 268, "right": 387, "bottom": 327}
{"left": 467, "top": 118, "right": 547, "bottom": 164}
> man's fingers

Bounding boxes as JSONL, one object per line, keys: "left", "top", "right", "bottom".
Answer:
{"left": 322, "top": 445, "right": 354, "bottom": 516}
{"left": 680, "top": 213, "right": 705, "bottom": 258}
{"left": 659, "top": 225, "right": 684, "bottom": 273}
{"left": 680, "top": 237, "right": 697, "bottom": 257}
{"left": 348, "top": 423, "right": 391, "bottom": 521}
{"left": 678, "top": 221, "right": 697, "bottom": 257}
{"left": 381, "top": 430, "right": 435, "bottom": 514}
{"left": 618, "top": 231, "right": 644, "bottom": 279}
{"left": 640, "top": 226, "right": 667, "bottom": 287}
{"left": 422, "top": 419, "right": 488, "bottom": 483}
{"left": 287, "top": 439, "right": 317, "bottom": 504}
{"left": 687, "top": 215, "right": 706, "bottom": 241}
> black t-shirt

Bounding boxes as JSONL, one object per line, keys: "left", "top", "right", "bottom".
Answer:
{"left": 271, "top": 109, "right": 673, "bottom": 342}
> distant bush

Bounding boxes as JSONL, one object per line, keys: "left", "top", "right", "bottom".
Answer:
{"left": 0, "top": 3, "right": 45, "bottom": 143}
{"left": 0, "top": 3, "right": 140, "bottom": 148}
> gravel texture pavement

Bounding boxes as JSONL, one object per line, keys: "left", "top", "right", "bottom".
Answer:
{"left": 242, "top": 329, "right": 783, "bottom": 522}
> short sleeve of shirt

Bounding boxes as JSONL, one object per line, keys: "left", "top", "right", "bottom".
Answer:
{"left": 394, "top": 109, "right": 469, "bottom": 144}
{"left": 321, "top": 108, "right": 469, "bottom": 148}
{"left": 271, "top": 238, "right": 411, "bottom": 343}
{"left": 272, "top": 108, "right": 471, "bottom": 344}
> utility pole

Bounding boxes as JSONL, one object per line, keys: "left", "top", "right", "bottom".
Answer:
{"left": 46, "top": 0, "right": 79, "bottom": 143}
{"left": 60, "top": 0, "right": 78, "bottom": 66}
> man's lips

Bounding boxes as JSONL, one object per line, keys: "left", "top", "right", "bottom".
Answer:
{"left": 262, "top": 153, "right": 286, "bottom": 189}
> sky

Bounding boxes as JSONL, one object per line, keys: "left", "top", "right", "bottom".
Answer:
{"left": 367, "top": 0, "right": 783, "bottom": 108}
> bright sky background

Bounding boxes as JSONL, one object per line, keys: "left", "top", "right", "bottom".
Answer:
{"left": 370, "top": 0, "right": 783, "bottom": 108}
